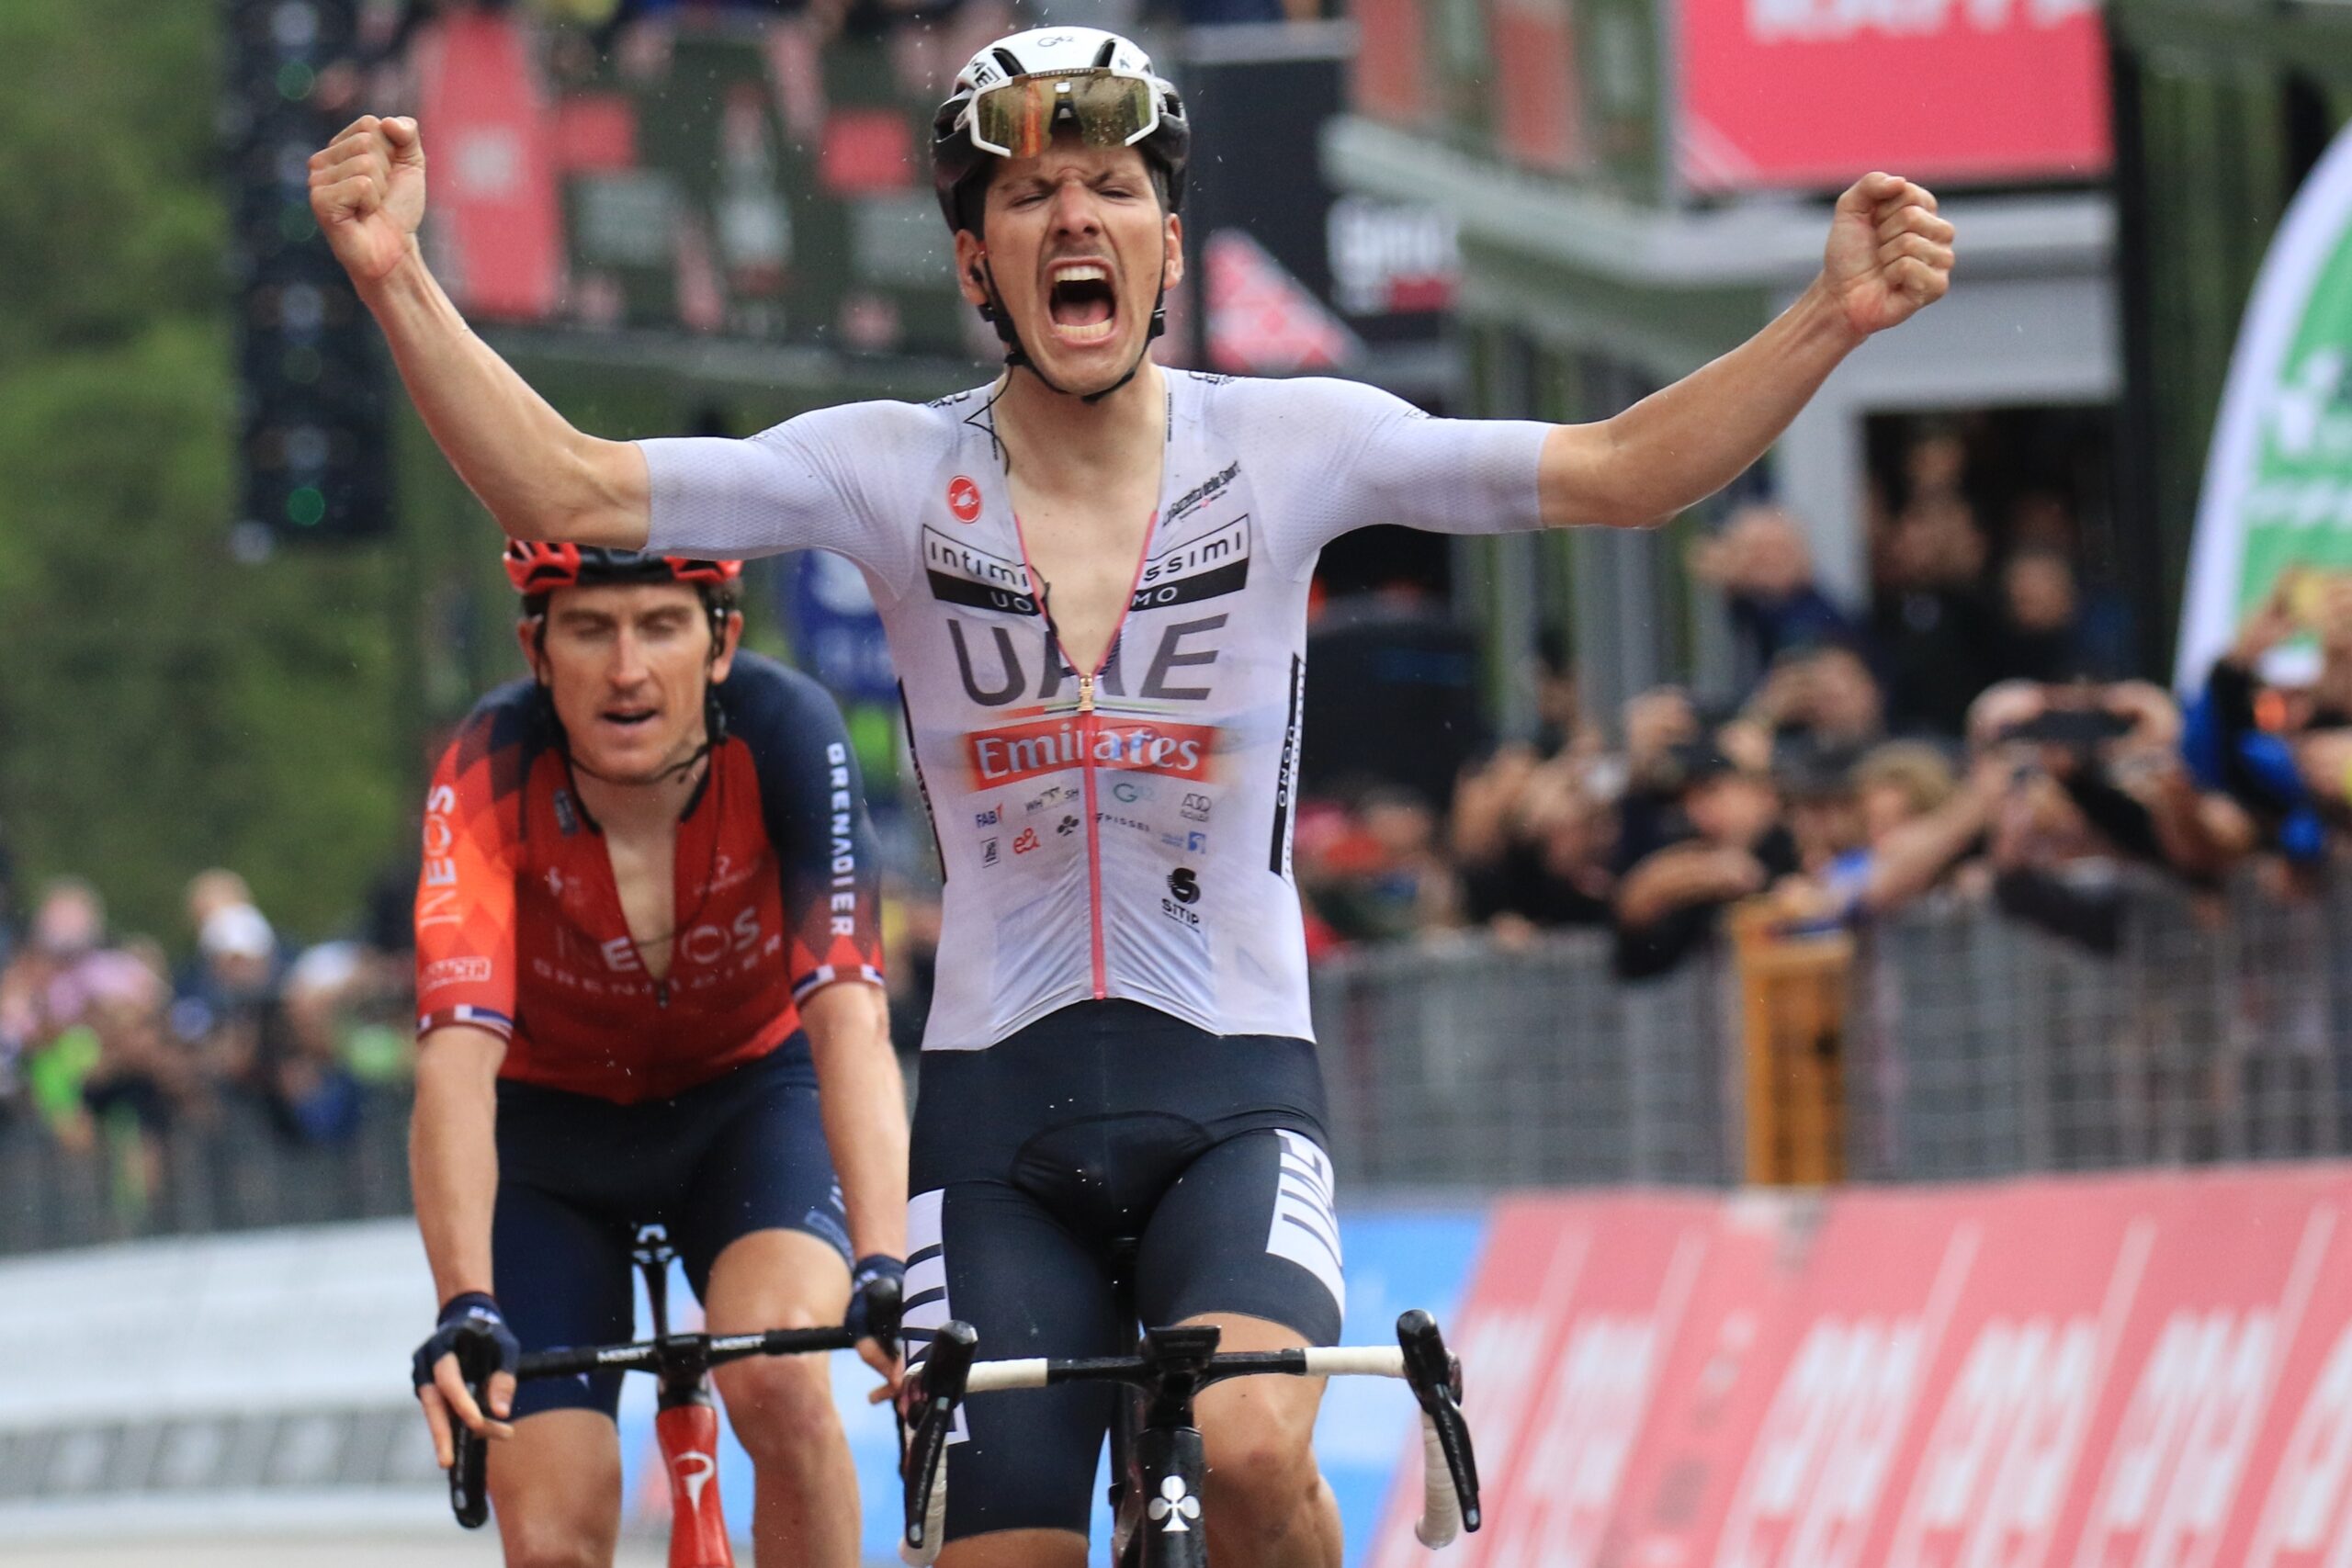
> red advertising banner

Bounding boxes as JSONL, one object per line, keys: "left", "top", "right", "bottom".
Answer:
{"left": 1352, "top": 0, "right": 1430, "bottom": 128}
{"left": 413, "top": 12, "right": 564, "bottom": 320}
{"left": 1370, "top": 1167, "right": 2352, "bottom": 1568}
{"left": 1490, "top": 0, "right": 1583, "bottom": 174}
{"left": 1677, "top": 0, "right": 2110, "bottom": 193}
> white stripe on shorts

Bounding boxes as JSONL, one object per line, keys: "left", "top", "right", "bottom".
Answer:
{"left": 903, "top": 1188, "right": 968, "bottom": 1444}
{"left": 1266, "top": 1131, "right": 1345, "bottom": 1317}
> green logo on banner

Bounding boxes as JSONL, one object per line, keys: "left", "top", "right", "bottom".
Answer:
{"left": 2241, "top": 236, "right": 2352, "bottom": 604}
{"left": 2180, "top": 126, "right": 2352, "bottom": 686}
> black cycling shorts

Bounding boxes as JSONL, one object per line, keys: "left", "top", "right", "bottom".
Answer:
{"left": 903, "top": 999, "right": 1345, "bottom": 1544}
{"left": 492, "top": 1043, "right": 850, "bottom": 1419}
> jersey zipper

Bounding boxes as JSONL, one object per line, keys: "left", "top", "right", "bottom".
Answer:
{"left": 1005, "top": 428, "right": 1168, "bottom": 1008}
{"left": 1078, "top": 672, "right": 1105, "bottom": 997}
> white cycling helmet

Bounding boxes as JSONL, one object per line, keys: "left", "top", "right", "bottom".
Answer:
{"left": 930, "top": 27, "right": 1190, "bottom": 237}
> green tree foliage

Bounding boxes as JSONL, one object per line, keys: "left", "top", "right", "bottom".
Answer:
{"left": 0, "top": 0, "right": 407, "bottom": 947}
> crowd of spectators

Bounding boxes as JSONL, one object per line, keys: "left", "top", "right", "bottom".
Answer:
{"left": 0, "top": 863, "right": 417, "bottom": 1204}
{"left": 1290, "top": 443, "right": 2352, "bottom": 981}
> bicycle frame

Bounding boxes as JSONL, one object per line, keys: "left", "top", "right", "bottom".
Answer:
{"left": 899, "top": 1311, "right": 1480, "bottom": 1568}
{"left": 446, "top": 1224, "right": 887, "bottom": 1568}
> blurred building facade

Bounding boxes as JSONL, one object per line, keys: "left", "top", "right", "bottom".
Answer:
{"left": 1324, "top": 0, "right": 2123, "bottom": 721}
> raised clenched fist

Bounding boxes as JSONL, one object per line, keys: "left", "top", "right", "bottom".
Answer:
{"left": 308, "top": 114, "right": 427, "bottom": 287}
{"left": 1821, "top": 172, "right": 1956, "bottom": 338}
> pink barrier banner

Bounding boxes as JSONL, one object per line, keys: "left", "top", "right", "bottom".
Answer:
{"left": 1677, "top": 0, "right": 2109, "bottom": 192}
{"left": 1370, "top": 1167, "right": 2352, "bottom": 1568}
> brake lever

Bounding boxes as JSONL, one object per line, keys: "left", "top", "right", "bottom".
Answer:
{"left": 900, "top": 1321, "right": 978, "bottom": 1562}
{"left": 1396, "top": 1310, "right": 1482, "bottom": 1535}
{"left": 447, "top": 1325, "right": 496, "bottom": 1529}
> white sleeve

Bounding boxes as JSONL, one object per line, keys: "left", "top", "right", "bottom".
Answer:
{"left": 1227, "top": 377, "right": 1551, "bottom": 577}
{"left": 637, "top": 400, "right": 921, "bottom": 592}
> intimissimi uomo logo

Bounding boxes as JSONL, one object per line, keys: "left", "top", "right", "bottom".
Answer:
{"left": 922, "top": 526, "right": 1038, "bottom": 615}
{"left": 1133, "top": 518, "right": 1250, "bottom": 611}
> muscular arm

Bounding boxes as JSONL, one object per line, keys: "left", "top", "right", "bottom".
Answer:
{"left": 410, "top": 1024, "right": 505, "bottom": 1304}
{"left": 1615, "top": 843, "right": 1765, "bottom": 931}
{"left": 360, "top": 252, "right": 650, "bottom": 545}
{"left": 1539, "top": 284, "right": 1862, "bottom": 530}
{"left": 1860, "top": 781, "right": 1995, "bottom": 914}
{"left": 798, "top": 982, "right": 906, "bottom": 1265}
{"left": 311, "top": 115, "right": 647, "bottom": 545}
{"left": 1539, "top": 175, "right": 1953, "bottom": 530}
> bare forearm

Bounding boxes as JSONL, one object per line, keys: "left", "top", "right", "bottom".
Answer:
{"left": 410, "top": 1026, "right": 505, "bottom": 1305}
{"left": 1544, "top": 282, "right": 1863, "bottom": 528}
{"left": 1617, "top": 849, "right": 1747, "bottom": 930}
{"left": 358, "top": 246, "right": 648, "bottom": 545}
{"left": 803, "top": 983, "right": 907, "bottom": 1261}
{"left": 1864, "top": 792, "right": 1991, "bottom": 912}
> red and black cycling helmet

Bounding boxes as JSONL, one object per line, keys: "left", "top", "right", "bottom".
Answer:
{"left": 503, "top": 541, "right": 742, "bottom": 595}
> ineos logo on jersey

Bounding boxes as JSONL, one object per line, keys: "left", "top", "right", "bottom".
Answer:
{"left": 603, "top": 908, "right": 763, "bottom": 972}
{"left": 418, "top": 784, "right": 462, "bottom": 930}
{"left": 947, "top": 475, "right": 982, "bottom": 523}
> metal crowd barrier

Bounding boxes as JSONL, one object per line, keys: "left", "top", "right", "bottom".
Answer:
{"left": 8, "top": 874, "right": 2352, "bottom": 1254}
{"left": 0, "top": 1089, "right": 413, "bottom": 1257}
{"left": 1313, "top": 874, "right": 2352, "bottom": 1190}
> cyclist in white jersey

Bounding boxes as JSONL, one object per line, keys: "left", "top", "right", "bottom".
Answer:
{"left": 311, "top": 28, "right": 1951, "bottom": 1563}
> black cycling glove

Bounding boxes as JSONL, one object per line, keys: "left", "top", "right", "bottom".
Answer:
{"left": 412, "top": 1291, "right": 522, "bottom": 1393}
{"left": 844, "top": 1254, "right": 905, "bottom": 1350}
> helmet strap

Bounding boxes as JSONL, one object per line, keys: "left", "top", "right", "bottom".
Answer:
{"left": 977, "top": 254, "right": 1169, "bottom": 407}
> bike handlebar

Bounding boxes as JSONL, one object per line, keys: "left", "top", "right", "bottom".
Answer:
{"left": 513, "top": 1323, "right": 864, "bottom": 1380}
{"left": 443, "top": 1278, "right": 903, "bottom": 1530}
{"left": 895, "top": 1311, "right": 1479, "bottom": 1564}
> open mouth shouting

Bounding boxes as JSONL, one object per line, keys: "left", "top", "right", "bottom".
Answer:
{"left": 1046, "top": 257, "right": 1119, "bottom": 345}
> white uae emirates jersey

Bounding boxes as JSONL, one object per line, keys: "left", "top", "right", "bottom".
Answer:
{"left": 640, "top": 371, "right": 1547, "bottom": 1049}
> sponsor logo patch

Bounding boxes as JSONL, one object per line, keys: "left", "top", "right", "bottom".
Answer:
{"left": 1131, "top": 518, "right": 1250, "bottom": 612}
{"left": 423, "top": 956, "right": 493, "bottom": 990}
{"left": 1166, "top": 461, "right": 1241, "bottom": 525}
{"left": 965, "top": 716, "right": 1219, "bottom": 788}
{"left": 1013, "top": 828, "right": 1041, "bottom": 854}
{"left": 947, "top": 475, "right": 982, "bottom": 523}
{"left": 923, "top": 527, "right": 1037, "bottom": 615}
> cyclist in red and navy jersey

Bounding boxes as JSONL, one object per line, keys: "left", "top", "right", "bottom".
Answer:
{"left": 408, "top": 545, "right": 904, "bottom": 1568}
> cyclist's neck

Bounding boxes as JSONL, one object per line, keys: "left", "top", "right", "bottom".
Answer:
{"left": 567, "top": 736, "right": 710, "bottom": 840}
{"left": 991, "top": 357, "right": 1166, "bottom": 487}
